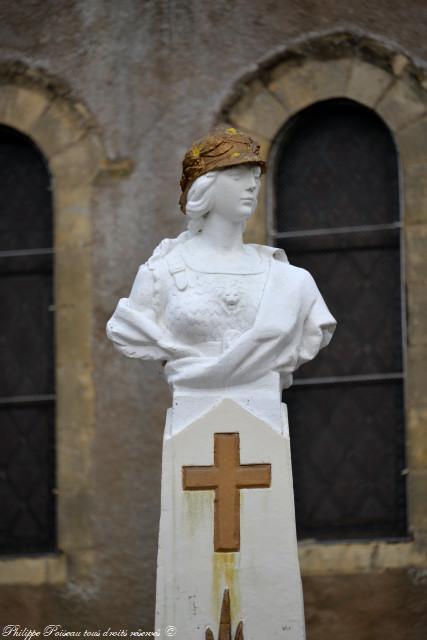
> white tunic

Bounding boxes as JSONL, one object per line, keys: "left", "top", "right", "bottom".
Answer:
{"left": 106, "top": 240, "right": 336, "bottom": 390}
{"left": 163, "top": 250, "right": 268, "bottom": 350}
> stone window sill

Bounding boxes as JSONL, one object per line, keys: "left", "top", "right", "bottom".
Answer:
{"left": 298, "top": 539, "right": 426, "bottom": 575}
{"left": 0, "top": 552, "right": 67, "bottom": 585}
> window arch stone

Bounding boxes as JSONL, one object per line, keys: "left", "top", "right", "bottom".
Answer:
{"left": 0, "top": 76, "right": 105, "bottom": 584}
{"left": 219, "top": 35, "right": 427, "bottom": 575}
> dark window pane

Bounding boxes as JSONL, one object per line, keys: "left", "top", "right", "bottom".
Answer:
{"left": 0, "top": 126, "right": 55, "bottom": 554}
{"left": 274, "top": 99, "right": 399, "bottom": 232}
{"left": 0, "top": 262, "right": 54, "bottom": 397}
{"left": 0, "top": 404, "right": 56, "bottom": 554}
{"left": 284, "top": 381, "right": 407, "bottom": 540}
{"left": 274, "top": 99, "right": 407, "bottom": 540}
{"left": 0, "top": 125, "right": 52, "bottom": 251}
{"left": 277, "top": 243, "right": 403, "bottom": 378}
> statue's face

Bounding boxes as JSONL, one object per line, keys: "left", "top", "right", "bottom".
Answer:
{"left": 210, "top": 165, "right": 261, "bottom": 222}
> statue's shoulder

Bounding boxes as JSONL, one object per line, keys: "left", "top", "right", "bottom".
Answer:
{"left": 249, "top": 243, "right": 288, "bottom": 264}
{"left": 146, "top": 234, "right": 190, "bottom": 273}
{"left": 251, "top": 244, "right": 306, "bottom": 276}
{"left": 145, "top": 239, "right": 192, "bottom": 298}
{"left": 251, "top": 243, "right": 318, "bottom": 291}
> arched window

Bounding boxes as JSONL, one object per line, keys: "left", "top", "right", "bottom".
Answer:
{"left": 274, "top": 99, "right": 407, "bottom": 541}
{"left": 0, "top": 125, "right": 56, "bottom": 554}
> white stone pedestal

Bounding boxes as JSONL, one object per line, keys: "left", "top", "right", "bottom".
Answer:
{"left": 155, "top": 387, "right": 306, "bottom": 639}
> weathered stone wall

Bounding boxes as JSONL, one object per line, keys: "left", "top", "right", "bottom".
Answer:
{"left": 0, "top": 1, "right": 426, "bottom": 637}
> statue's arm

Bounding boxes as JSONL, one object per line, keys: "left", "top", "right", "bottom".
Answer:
{"left": 106, "top": 263, "right": 168, "bottom": 360}
{"left": 107, "top": 262, "right": 201, "bottom": 361}
{"left": 126, "top": 263, "right": 157, "bottom": 320}
{"left": 297, "top": 270, "right": 336, "bottom": 364}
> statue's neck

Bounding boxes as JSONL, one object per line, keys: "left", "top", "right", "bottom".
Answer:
{"left": 181, "top": 239, "right": 265, "bottom": 275}
{"left": 199, "top": 213, "right": 245, "bottom": 254}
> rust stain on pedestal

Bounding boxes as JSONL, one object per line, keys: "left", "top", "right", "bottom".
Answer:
{"left": 206, "top": 589, "right": 244, "bottom": 640}
{"left": 213, "top": 552, "right": 240, "bottom": 622}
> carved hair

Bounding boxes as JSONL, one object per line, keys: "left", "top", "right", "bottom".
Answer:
{"left": 148, "top": 171, "right": 219, "bottom": 270}
{"left": 146, "top": 168, "right": 253, "bottom": 315}
{"left": 185, "top": 171, "right": 219, "bottom": 233}
{"left": 150, "top": 165, "right": 260, "bottom": 269}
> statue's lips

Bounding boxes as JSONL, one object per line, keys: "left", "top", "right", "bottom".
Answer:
{"left": 240, "top": 197, "right": 254, "bottom": 204}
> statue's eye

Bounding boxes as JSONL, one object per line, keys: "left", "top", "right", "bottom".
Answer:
{"left": 228, "top": 167, "right": 244, "bottom": 180}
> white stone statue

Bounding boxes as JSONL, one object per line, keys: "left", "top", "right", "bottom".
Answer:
{"left": 107, "top": 128, "right": 336, "bottom": 639}
{"left": 107, "top": 129, "right": 335, "bottom": 393}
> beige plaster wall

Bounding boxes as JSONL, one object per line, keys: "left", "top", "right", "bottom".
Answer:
{"left": 0, "top": 2, "right": 426, "bottom": 638}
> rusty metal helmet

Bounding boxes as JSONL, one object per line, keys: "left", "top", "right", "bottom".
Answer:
{"left": 179, "top": 127, "right": 266, "bottom": 213}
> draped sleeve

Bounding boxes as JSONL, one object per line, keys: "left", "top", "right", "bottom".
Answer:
{"left": 106, "top": 264, "right": 170, "bottom": 360}
{"left": 294, "top": 269, "right": 337, "bottom": 370}
{"left": 106, "top": 262, "right": 199, "bottom": 361}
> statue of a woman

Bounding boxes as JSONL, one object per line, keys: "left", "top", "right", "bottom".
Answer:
{"left": 107, "top": 127, "right": 336, "bottom": 391}
{"left": 107, "top": 128, "right": 337, "bottom": 638}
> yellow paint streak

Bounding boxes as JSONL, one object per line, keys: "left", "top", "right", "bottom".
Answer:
{"left": 212, "top": 552, "right": 241, "bottom": 624}
{"left": 183, "top": 491, "right": 211, "bottom": 538}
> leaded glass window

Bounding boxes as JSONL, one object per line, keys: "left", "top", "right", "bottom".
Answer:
{"left": 273, "top": 99, "right": 407, "bottom": 540}
{"left": 0, "top": 125, "right": 56, "bottom": 554}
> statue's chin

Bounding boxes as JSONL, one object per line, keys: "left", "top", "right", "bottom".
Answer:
{"left": 238, "top": 206, "right": 256, "bottom": 222}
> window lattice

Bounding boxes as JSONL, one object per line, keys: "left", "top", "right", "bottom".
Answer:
{"left": 274, "top": 99, "right": 407, "bottom": 540}
{"left": 0, "top": 125, "right": 56, "bottom": 554}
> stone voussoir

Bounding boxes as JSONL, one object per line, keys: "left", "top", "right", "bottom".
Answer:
{"left": 267, "top": 58, "right": 352, "bottom": 115}
{"left": 377, "top": 78, "right": 427, "bottom": 131}
{"left": 30, "top": 98, "right": 88, "bottom": 158}
{"left": 346, "top": 59, "right": 394, "bottom": 108}
{"left": 50, "top": 132, "right": 104, "bottom": 189}
{"left": 228, "top": 79, "right": 289, "bottom": 141}
{"left": 0, "top": 84, "right": 50, "bottom": 135}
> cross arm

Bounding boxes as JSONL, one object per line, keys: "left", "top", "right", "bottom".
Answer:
{"left": 182, "top": 465, "right": 219, "bottom": 490}
{"left": 235, "top": 464, "right": 271, "bottom": 488}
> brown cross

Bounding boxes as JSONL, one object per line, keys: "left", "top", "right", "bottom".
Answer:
{"left": 182, "top": 433, "right": 271, "bottom": 552}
